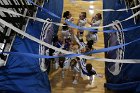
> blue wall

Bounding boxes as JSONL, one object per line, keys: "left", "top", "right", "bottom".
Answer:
{"left": 103, "top": 0, "right": 140, "bottom": 92}
{"left": 41, "top": 0, "right": 63, "bottom": 35}
{"left": 0, "top": 0, "right": 64, "bottom": 93}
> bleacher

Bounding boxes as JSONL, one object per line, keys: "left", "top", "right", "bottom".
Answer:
{"left": 0, "top": 0, "right": 37, "bottom": 66}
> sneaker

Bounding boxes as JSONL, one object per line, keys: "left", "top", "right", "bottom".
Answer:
{"left": 72, "top": 80, "right": 78, "bottom": 84}
{"left": 86, "top": 84, "right": 96, "bottom": 88}
{"left": 62, "top": 74, "right": 64, "bottom": 78}
{"left": 96, "top": 74, "right": 103, "bottom": 78}
{"left": 62, "top": 71, "right": 65, "bottom": 78}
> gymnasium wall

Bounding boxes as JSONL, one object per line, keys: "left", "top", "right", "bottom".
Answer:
{"left": 0, "top": 0, "right": 64, "bottom": 93}
{"left": 103, "top": 0, "right": 140, "bottom": 92}
{"left": 42, "top": 0, "right": 63, "bottom": 35}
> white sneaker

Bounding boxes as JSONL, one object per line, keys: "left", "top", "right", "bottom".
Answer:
{"left": 96, "top": 74, "right": 103, "bottom": 78}
{"left": 62, "top": 75, "right": 64, "bottom": 78}
{"left": 61, "top": 70, "right": 65, "bottom": 78}
{"left": 72, "top": 80, "right": 78, "bottom": 84}
{"left": 62, "top": 73, "right": 65, "bottom": 78}
{"left": 86, "top": 84, "right": 96, "bottom": 88}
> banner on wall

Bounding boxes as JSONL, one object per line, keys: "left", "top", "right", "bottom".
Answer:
{"left": 0, "top": 0, "right": 63, "bottom": 93}
{"left": 39, "top": 18, "right": 54, "bottom": 72}
{"left": 103, "top": 0, "right": 140, "bottom": 92}
{"left": 38, "top": 0, "right": 63, "bottom": 34}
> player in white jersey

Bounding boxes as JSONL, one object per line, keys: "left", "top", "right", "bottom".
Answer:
{"left": 58, "top": 56, "right": 66, "bottom": 78}
{"left": 70, "top": 58, "right": 81, "bottom": 85}
{"left": 63, "top": 11, "right": 74, "bottom": 41}
{"left": 63, "top": 11, "right": 74, "bottom": 23}
{"left": 61, "top": 23, "right": 71, "bottom": 39}
{"left": 77, "top": 12, "right": 87, "bottom": 39}
{"left": 90, "top": 13, "right": 102, "bottom": 28}
{"left": 80, "top": 62, "right": 103, "bottom": 88}
{"left": 86, "top": 13, "right": 102, "bottom": 50}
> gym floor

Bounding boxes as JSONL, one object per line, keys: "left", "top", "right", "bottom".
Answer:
{"left": 49, "top": 0, "right": 105, "bottom": 93}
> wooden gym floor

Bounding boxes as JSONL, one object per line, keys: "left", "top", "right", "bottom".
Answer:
{"left": 49, "top": 0, "right": 105, "bottom": 93}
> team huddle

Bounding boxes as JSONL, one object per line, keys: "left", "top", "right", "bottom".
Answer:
{"left": 40, "top": 11, "right": 103, "bottom": 88}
